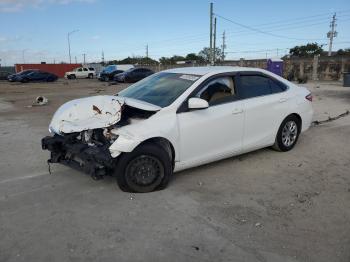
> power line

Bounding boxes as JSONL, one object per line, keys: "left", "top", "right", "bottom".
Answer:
{"left": 215, "top": 13, "right": 327, "bottom": 41}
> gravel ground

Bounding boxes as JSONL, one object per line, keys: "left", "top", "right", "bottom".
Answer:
{"left": 0, "top": 79, "right": 349, "bottom": 262}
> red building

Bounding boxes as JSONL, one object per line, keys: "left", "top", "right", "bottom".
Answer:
{"left": 15, "top": 63, "right": 82, "bottom": 78}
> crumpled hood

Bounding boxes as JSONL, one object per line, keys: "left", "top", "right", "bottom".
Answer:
{"left": 49, "top": 95, "right": 160, "bottom": 134}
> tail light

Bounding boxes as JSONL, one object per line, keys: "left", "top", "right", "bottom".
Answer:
{"left": 305, "top": 93, "right": 313, "bottom": 102}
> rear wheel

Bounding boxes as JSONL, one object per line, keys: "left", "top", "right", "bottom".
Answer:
{"left": 273, "top": 115, "right": 301, "bottom": 152}
{"left": 88, "top": 73, "right": 94, "bottom": 79}
{"left": 114, "top": 143, "right": 172, "bottom": 193}
{"left": 69, "top": 74, "right": 76, "bottom": 80}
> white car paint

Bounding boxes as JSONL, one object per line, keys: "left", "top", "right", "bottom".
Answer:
{"left": 65, "top": 67, "right": 95, "bottom": 79}
{"left": 49, "top": 66, "right": 313, "bottom": 172}
{"left": 49, "top": 96, "right": 160, "bottom": 134}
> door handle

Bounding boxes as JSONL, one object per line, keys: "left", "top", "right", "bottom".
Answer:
{"left": 279, "top": 98, "right": 288, "bottom": 103}
{"left": 232, "top": 108, "right": 243, "bottom": 114}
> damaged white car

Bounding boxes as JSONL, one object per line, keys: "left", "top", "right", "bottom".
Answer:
{"left": 42, "top": 66, "right": 313, "bottom": 193}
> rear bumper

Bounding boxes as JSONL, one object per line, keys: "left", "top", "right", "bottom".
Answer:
{"left": 301, "top": 107, "right": 314, "bottom": 132}
{"left": 41, "top": 135, "right": 115, "bottom": 178}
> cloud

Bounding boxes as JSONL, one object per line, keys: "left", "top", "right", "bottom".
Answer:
{"left": 0, "top": 0, "right": 95, "bottom": 13}
{"left": 0, "top": 35, "right": 23, "bottom": 43}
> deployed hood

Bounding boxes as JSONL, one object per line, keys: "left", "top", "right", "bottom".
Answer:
{"left": 49, "top": 95, "right": 160, "bottom": 134}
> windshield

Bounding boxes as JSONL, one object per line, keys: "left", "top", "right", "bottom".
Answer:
{"left": 18, "top": 70, "right": 34, "bottom": 75}
{"left": 103, "top": 65, "right": 115, "bottom": 73}
{"left": 118, "top": 72, "right": 199, "bottom": 107}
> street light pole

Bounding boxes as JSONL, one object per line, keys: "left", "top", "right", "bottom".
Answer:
{"left": 68, "top": 30, "right": 79, "bottom": 64}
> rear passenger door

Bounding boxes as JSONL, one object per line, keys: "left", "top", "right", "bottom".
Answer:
{"left": 76, "top": 68, "right": 84, "bottom": 78}
{"left": 82, "top": 68, "right": 89, "bottom": 78}
{"left": 236, "top": 73, "right": 290, "bottom": 151}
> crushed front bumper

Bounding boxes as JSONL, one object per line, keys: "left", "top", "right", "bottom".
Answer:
{"left": 41, "top": 134, "right": 115, "bottom": 178}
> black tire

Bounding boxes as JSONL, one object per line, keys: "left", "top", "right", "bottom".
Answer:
{"left": 273, "top": 115, "right": 301, "bottom": 152}
{"left": 70, "top": 74, "right": 76, "bottom": 80}
{"left": 88, "top": 73, "right": 94, "bottom": 79}
{"left": 114, "top": 143, "right": 172, "bottom": 193}
{"left": 21, "top": 78, "right": 29, "bottom": 83}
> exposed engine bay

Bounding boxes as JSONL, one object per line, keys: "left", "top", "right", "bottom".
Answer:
{"left": 41, "top": 96, "right": 159, "bottom": 179}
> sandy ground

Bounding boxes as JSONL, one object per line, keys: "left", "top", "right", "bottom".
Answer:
{"left": 0, "top": 79, "right": 349, "bottom": 262}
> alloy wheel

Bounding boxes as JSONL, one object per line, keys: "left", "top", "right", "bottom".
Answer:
{"left": 281, "top": 120, "right": 298, "bottom": 147}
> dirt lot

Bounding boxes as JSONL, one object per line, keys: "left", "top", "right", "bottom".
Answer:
{"left": 0, "top": 79, "right": 349, "bottom": 262}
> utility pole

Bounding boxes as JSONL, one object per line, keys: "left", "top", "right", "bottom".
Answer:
{"left": 68, "top": 30, "right": 79, "bottom": 64}
{"left": 213, "top": 17, "right": 217, "bottom": 64}
{"left": 101, "top": 50, "right": 105, "bottom": 65}
{"left": 22, "top": 49, "right": 28, "bottom": 64}
{"left": 327, "top": 13, "right": 337, "bottom": 56}
{"left": 209, "top": 2, "right": 214, "bottom": 65}
{"left": 75, "top": 56, "right": 77, "bottom": 64}
{"left": 146, "top": 44, "right": 149, "bottom": 58}
{"left": 82, "top": 53, "right": 86, "bottom": 65}
{"left": 221, "top": 31, "right": 226, "bottom": 61}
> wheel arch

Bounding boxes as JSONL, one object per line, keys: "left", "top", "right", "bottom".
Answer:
{"left": 273, "top": 113, "right": 303, "bottom": 142}
{"left": 137, "top": 137, "right": 176, "bottom": 169}
{"left": 288, "top": 113, "right": 302, "bottom": 131}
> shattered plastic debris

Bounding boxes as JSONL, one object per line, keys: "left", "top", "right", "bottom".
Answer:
{"left": 27, "top": 96, "right": 49, "bottom": 107}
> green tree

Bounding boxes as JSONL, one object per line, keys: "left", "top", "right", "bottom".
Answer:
{"left": 185, "top": 53, "right": 205, "bottom": 63}
{"left": 289, "top": 43, "right": 324, "bottom": 57}
{"left": 336, "top": 48, "right": 350, "bottom": 56}
{"left": 198, "top": 47, "right": 223, "bottom": 62}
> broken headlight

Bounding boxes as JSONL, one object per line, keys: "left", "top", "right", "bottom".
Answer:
{"left": 103, "top": 129, "right": 119, "bottom": 143}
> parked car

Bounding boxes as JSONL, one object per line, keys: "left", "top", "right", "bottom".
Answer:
{"left": 0, "top": 71, "right": 11, "bottom": 80}
{"left": 114, "top": 67, "right": 154, "bottom": 83}
{"left": 65, "top": 67, "right": 95, "bottom": 79}
{"left": 17, "top": 70, "right": 58, "bottom": 83}
{"left": 42, "top": 66, "right": 313, "bottom": 193}
{"left": 98, "top": 67, "right": 124, "bottom": 81}
{"left": 7, "top": 69, "right": 38, "bottom": 82}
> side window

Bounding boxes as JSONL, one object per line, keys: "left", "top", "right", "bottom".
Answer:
{"left": 196, "top": 76, "right": 236, "bottom": 106}
{"left": 269, "top": 79, "right": 286, "bottom": 94}
{"left": 83, "top": 68, "right": 88, "bottom": 71}
{"left": 77, "top": 68, "right": 83, "bottom": 72}
{"left": 238, "top": 75, "right": 271, "bottom": 99}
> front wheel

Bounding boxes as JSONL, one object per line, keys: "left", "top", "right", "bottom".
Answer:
{"left": 114, "top": 143, "right": 172, "bottom": 193}
{"left": 273, "top": 115, "right": 301, "bottom": 152}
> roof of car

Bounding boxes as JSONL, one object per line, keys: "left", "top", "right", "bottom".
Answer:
{"left": 163, "top": 66, "right": 266, "bottom": 76}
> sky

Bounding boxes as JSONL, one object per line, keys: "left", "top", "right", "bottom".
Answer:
{"left": 0, "top": 0, "right": 350, "bottom": 65}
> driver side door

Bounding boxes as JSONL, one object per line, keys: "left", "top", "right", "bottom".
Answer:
{"left": 176, "top": 75, "right": 244, "bottom": 169}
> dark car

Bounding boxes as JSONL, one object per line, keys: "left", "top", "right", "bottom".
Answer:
{"left": 7, "top": 69, "right": 38, "bottom": 82}
{"left": 17, "top": 71, "right": 58, "bottom": 83}
{"left": 114, "top": 68, "right": 154, "bottom": 83}
{"left": 98, "top": 68, "right": 124, "bottom": 82}
{"left": 0, "top": 71, "right": 11, "bottom": 80}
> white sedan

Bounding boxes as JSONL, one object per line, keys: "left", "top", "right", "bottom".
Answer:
{"left": 42, "top": 66, "right": 313, "bottom": 193}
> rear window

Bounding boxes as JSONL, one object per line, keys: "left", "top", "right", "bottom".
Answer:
{"left": 238, "top": 75, "right": 271, "bottom": 99}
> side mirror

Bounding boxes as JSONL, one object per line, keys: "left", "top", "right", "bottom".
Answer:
{"left": 188, "top": 97, "right": 209, "bottom": 110}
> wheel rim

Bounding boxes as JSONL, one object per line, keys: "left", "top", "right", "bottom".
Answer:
{"left": 282, "top": 121, "right": 298, "bottom": 147}
{"left": 125, "top": 155, "right": 164, "bottom": 191}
